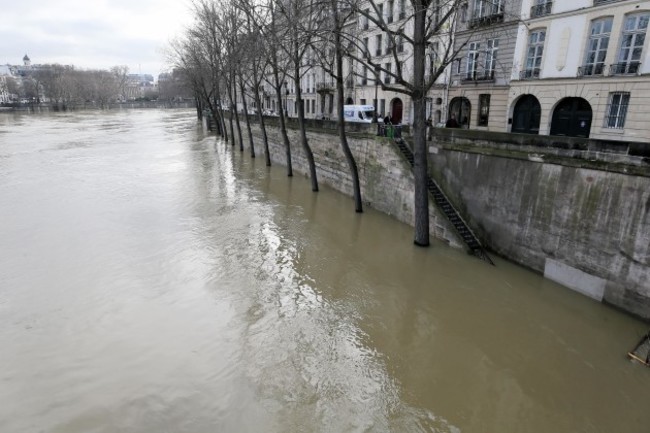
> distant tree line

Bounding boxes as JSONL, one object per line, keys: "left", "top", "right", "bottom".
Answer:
{"left": 1, "top": 65, "right": 193, "bottom": 110}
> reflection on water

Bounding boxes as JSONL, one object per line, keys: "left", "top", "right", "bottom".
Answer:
{"left": 0, "top": 109, "right": 648, "bottom": 433}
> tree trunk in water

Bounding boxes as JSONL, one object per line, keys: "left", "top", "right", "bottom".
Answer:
{"left": 238, "top": 78, "right": 255, "bottom": 158}
{"left": 412, "top": 2, "right": 430, "bottom": 246}
{"left": 294, "top": 63, "right": 318, "bottom": 191}
{"left": 232, "top": 80, "right": 244, "bottom": 152}
{"left": 272, "top": 65, "right": 292, "bottom": 177}
{"left": 254, "top": 85, "right": 271, "bottom": 166}
{"left": 333, "top": 8, "right": 362, "bottom": 212}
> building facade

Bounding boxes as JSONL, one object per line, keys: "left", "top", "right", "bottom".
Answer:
{"left": 508, "top": 0, "right": 650, "bottom": 142}
{"left": 446, "top": 0, "right": 523, "bottom": 131}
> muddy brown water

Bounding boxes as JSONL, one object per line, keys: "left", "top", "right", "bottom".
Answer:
{"left": 0, "top": 109, "right": 648, "bottom": 432}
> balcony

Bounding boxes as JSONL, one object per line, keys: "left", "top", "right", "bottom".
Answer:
{"left": 577, "top": 63, "right": 605, "bottom": 77}
{"left": 609, "top": 62, "right": 641, "bottom": 75}
{"left": 462, "top": 71, "right": 495, "bottom": 83}
{"left": 594, "top": 0, "right": 622, "bottom": 5}
{"left": 519, "top": 68, "right": 541, "bottom": 80}
{"left": 316, "top": 81, "right": 335, "bottom": 93}
{"left": 468, "top": 12, "right": 504, "bottom": 28}
{"left": 530, "top": 2, "right": 552, "bottom": 18}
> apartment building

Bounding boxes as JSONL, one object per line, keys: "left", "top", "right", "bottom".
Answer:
{"left": 445, "top": 0, "right": 523, "bottom": 130}
{"left": 508, "top": 0, "right": 650, "bottom": 142}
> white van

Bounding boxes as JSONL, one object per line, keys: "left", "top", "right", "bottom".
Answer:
{"left": 343, "top": 105, "right": 377, "bottom": 123}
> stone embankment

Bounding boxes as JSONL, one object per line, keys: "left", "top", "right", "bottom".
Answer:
{"left": 227, "top": 117, "right": 650, "bottom": 320}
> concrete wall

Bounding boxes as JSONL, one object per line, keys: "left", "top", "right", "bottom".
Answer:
{"left": 428, "top": 128, "right": 650, "bottom": 320}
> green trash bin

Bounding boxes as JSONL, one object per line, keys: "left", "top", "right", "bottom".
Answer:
{"left": 387, "top": 125, "right": 394, "bottom": 139}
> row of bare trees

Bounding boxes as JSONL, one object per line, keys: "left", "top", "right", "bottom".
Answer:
{"left": 1, "top": 66, "right": 136, "bottom": 109}
{"left": 170, "top": 0, "right": 468, "bottom": 246}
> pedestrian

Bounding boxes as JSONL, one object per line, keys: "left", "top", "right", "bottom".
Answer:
{"left": 445, "top": 114, "right": 459, "bottom": 128}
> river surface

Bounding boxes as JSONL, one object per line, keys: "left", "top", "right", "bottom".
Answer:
{"left": 0, "top": 109, "right": 648, "bottom": 433}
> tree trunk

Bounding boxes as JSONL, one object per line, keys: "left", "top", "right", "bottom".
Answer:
{"left": 239, "top": 77, "right": 256, "bottom": 158}
{"left": 333, "top": 6, "right": 362, "bottom": 212}
{"left": 412, "top": 1, "right": 429, "bottom": 246}
{"left": 294, "top": 58, "right": 318, "bottom": 191}
{"left": 272, "top": 62, "right": 292, "bottom": 177}
{"left": 253, "top": 79, "right": 271, "bottom": 166}
{"left": 232, "top": 78, "right": 244, "bottom": 152}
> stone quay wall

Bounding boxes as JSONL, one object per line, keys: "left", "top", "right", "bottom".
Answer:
{"left": 428, "top": 128, "right": 650, "bottom": 320}
{"left": 227, "top": 117, "right": 650, "bottom": 320}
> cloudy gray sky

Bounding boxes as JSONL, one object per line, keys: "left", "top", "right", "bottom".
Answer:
{"left": 1, "top": 0, "right": 194, "bottom": 78}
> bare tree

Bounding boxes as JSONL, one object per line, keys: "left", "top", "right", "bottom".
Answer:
{"left": 344, "top": 0, "right": 468, "bottom": 244}
{"left": 272, "top": 0, "right": 322, "bottom": 191}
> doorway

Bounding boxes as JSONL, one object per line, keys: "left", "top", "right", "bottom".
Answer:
{"left": 550, "top": 97, "right": 592, "bottom": 138}
{"left": 511, "top": 94, "right": 541, "bottom": 134}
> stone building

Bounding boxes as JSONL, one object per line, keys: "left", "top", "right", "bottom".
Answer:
{"left": 508, "top": 0, "right": 650, "bottom": 142}
{"left": 446, "top": 0, "right": 523, "bottom": 131}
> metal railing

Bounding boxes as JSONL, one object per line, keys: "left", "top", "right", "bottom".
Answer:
{"left": 468, "top": 12, "right": 504, "bottom": 28}
{"left": 577, "top": 64, "right": 605, "bottom": 77}
{"left": 609, "top": 62, "right": 641, "bottom": 75}
{"left": 519, "top": 68, "right": 541, "bottom": 80}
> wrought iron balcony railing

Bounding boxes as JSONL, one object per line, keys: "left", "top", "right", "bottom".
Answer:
{"left": 468, "top": 12, "right": 504, "bottom": 28}
{"left": 519, "top": 68, "right": 541, "bottom": 80}
{"left": 462, "top": 71, "right": 496, "bottom": 82}
{"left": 316, "top": 82, "right": 335, "bottom": 92}
{"left": 577, "top": 64, "right": 605, "bottom": 77}
{"left": 609, "top": 62, "right": 641, "bottom": 75}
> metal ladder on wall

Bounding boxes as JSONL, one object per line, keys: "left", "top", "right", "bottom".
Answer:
{"left": 393, "top": 138, "right": 494, "bottom": 265}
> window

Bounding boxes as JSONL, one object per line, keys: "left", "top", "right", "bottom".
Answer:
{"left": 582, "top": 18, "right": 612, "bottom": 76}
{"left": 615, "top": 13, "right": 648, "bottom": 74}
{"left": 387, "top": 0, "right": 394, "bottom": 22}
{"left": 362, "top": 66, "right": 368, "bottom": 85}
{"left": 376, "top": 34, "right": 383, "bottom": 56}
{"left": 604, "top": 92, "right": 630, "bottom": 129}
{"left": 360, "top": 99, "right": 367, "bottom": 105}
{"left": 485, "top": 38, "right": 498, "bottom": 78}
{"left": 472, "top": 0, "right": 503, "bottom": 19}
{"left": 362, "top": 9, "right": 369, "bottom": 30}
{"left": 305, "top": 99, "right": 309, "bottom": 113}
{"left": 531, "top": 0, "right": 552, "bottom": 18}
{"left": 363, "top": 37, "right": 369, "bottom": 57}
{"left": 385, "top": 63, "right": 392, "bottom": 83}
{"left": 378, "top": 4, "right": 384, "bottom": 21}
{"left": 523, "top": 30, "right": 545, "bottom": 78}
{"left": 386, "top": 33, "right": 392, "bottom": 54}
{"left": 311, "top": 99, "right": 315, "bottom": 114}
{"left": 466, "top": 42, "right": 480, "bottom": 80}
{"left": 399, "top": 0, "right": 405, "bottom": 19}
{"left": 478, "top": 94, "right": 490, "bottom": 126}
{"left": 380, "top": 99, "right": 386, "bottom": 116}
{"left": 397, "top": 35, "right": 404, "bottom": 52}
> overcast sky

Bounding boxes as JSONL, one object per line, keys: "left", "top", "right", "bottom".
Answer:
{"left": 1, "top": 0, "right": 194, "bottom": 78}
